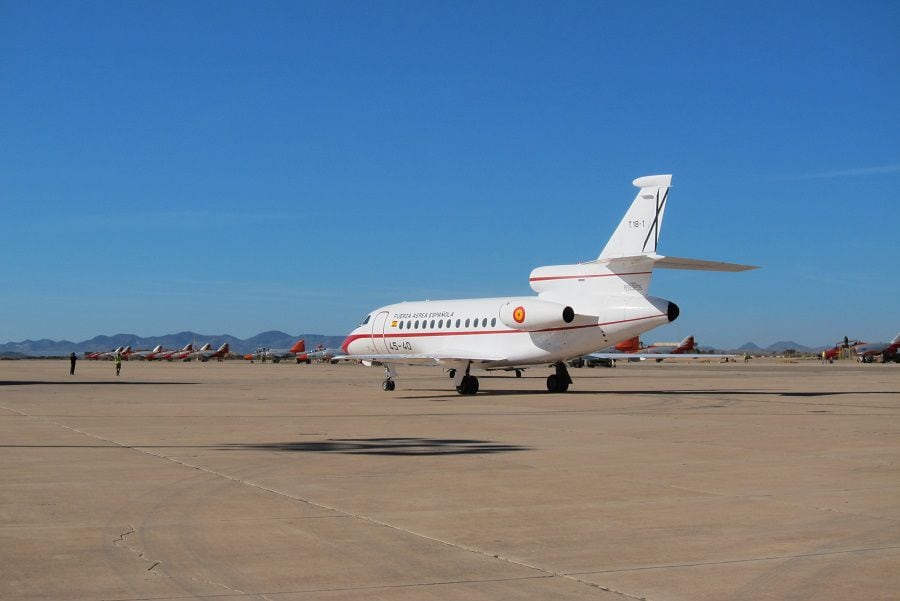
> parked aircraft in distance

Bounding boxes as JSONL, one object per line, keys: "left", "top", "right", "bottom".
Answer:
{"left": 587, "top": 334, "right": 737, "bottom": 363}
{"left": 854, "top": 333, "right": 900, "bottom": 363}
{"left": 129, "top": 345, "right": 165, "bottom": 360}
{"left": 569, "top": 337, "right": 640, "bottom": 367}
{"left": 244, "top": 340, "right": 306, "bottom": 363}
{"left": 643, "top": 335, "right": 695, "bottom": 354}
{"left": 294, "top": 342, "right": 322, "bottom": 364}
{"left": 305, "top": 346, "right": 346, "bottom": 363}
{"left": 156, "top": 344, "right": 193, "bottom": 361}
{"left": 190, "top": 342, "right": 229, "bottom": 362}
{"left": 85, "top": 346, "right": 128, "bottom": 360}
{"left": 340, "top": 174, "right": 756, "bottom": 394}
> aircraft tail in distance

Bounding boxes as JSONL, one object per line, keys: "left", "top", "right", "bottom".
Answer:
{"left": 677, "top": 336, "right": 695, "bottom": 351}
{"left": 615, "top": 337, "right": 640, "bottom": 352}
{"left": 290, "top": 340, "right": 305, "bottom": 353}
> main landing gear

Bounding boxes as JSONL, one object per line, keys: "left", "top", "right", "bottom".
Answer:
{"left": 546, "top": 362, "right": 572, "bottom": 393}
{"left": 455, "top": 363, "right": 479, "bottom": 395}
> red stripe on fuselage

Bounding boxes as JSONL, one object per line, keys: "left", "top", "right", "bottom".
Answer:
{"left": 529, "top": 271, "right": 651, "bottom": 282}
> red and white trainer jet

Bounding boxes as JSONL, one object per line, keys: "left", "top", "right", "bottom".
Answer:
{"left": 156, "top": 343, "right": 194, "bottom": 361}
{"left": 190, "top": 342, "right": 230, "bottom": 362}
{"left": 854, "top": 333, "right": 900, "bottom": 363}
{"left": 340, "top": 175, "right": 757, "bottom": 394}
{"left": 129, "top": 345, "right": 165, "bottom": 361}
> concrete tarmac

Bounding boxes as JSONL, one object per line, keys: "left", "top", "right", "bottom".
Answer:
{"left": 1, "top": 358, "right": 898, "bottom": 600}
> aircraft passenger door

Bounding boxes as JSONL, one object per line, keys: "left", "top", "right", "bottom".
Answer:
{"left": 371, "top": 311, "right": 390, "bottom": 354}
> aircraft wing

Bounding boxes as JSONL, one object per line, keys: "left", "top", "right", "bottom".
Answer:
{"left": 588, "top": 352, "right": 737, "bottom": 359}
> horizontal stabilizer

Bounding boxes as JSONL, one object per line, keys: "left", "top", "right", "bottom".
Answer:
{"left": 650, "top": 255, "right": 758, "bottom": 272}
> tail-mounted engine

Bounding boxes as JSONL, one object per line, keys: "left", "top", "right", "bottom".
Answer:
{"left": 499, "top": 300, "right": 575, "bottom": 331}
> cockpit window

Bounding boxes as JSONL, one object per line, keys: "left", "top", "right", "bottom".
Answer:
{"left": 361, "top": 315, "right": 371, "bottom": 326}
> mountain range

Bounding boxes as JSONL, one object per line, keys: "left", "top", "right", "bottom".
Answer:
{"left": 0, "top": 331, "right": 345, "bottom": 357}
{"left": 0, "top": 332, "right": 833, "bottom": 357}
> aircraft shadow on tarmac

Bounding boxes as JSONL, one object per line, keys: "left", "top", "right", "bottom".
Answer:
{"left": 0, "top": 380, "right": 200, "bottom": 386}
{"left": 219, "top": 437, "right": 530, "bottom": 456}
{"left": 402, "top": 388, "right": 900, "bottom": 399}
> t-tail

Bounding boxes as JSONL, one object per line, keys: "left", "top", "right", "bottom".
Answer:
{"left": 598, "top": 175, "right": 672, "bottom": 260}
{"left": 530, "top": 175, "right": 756, "bottom": 299}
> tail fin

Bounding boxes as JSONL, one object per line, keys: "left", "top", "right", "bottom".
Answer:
{"left": 199, "top": 343, "right": 212, "bottom": 351}
{"left": 677, "top": 336, "right": 695, "bottom": 351}
{"left": 891, "top": 333, "right": 900, "bottom": 344}
{"left": 598, "top": 175, "right": 672, "bottom": 259}
{"left": 290, "top": 340, "right": 305, "bottom": 353}
{"left": 616, "top": 337, "right": 641, "bottom": 352}
{"left": 182, "top": 343, "right": 193, "bottom": 351}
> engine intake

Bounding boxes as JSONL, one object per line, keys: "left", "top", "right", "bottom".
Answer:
{"left": 499, "top": 300, "right": 576, "bottom": 331}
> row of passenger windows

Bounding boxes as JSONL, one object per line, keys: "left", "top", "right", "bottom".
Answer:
{"left": 398, "top": 317, "right": 497, "bottom": 330}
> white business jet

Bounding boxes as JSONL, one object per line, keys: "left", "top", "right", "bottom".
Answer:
{"left": 340, "top": 175, "right": 756, "bottom": 394}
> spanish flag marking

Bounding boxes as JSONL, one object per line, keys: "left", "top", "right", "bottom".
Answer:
{"left": 513, "top": 306, "right": 526, "bottom": 324}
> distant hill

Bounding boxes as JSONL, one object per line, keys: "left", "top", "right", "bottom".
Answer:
{"left": 733, "top": 341, "right": 828, "bottom": 354}
{"left": 766, "top": 340, "right": 817, "bottom": 353}
{"left": 0, "top": 331, "right": 346, "bottom": 357}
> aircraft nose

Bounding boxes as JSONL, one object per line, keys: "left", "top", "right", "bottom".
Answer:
{"left": 340, "top": 334, "right": 356, "bottom": 354}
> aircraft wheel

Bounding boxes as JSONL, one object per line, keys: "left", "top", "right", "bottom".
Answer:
{"left": 456, "top": 375, "right": 479, "bottom": 395}
{"left": 382, "top": 379, "right": 395, "bottom": 391}
{"left": 546, "top": 374, "right": 569, "bottom": 393}
{"left": 515, "top": 369, "right": 522, "bottom": 378}
{"left": 306, "top": 359, "right": 311, "bottom": 364}
{"left": 448, "top": 369, "right": 456, "bottom": 379}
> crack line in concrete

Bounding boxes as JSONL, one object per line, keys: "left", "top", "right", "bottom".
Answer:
{"left": 112, "top": 524, "right": 161, "bottom": 576}
{"left": 566, "top": 544, "right": 900, "bottom": 575}
{"left": 99, "top": 575, "right": 557, "bottom": 601}
{"left": 4, "top": 403, "right": 643, "bottom": 599}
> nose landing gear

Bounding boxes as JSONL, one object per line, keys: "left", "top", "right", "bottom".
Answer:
{"left": 455, "top": 362, "right": 479, "bottom": 395}
{"left": 381, "top": 364, "right": 398, "bottom": 392}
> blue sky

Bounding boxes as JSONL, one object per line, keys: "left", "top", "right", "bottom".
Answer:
{"left": 2, "top": 1, "right": 898, "bottom": 347}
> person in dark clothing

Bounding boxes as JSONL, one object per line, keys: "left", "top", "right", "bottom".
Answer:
{"left": 69, "top": 352, "right": 77, "bottom": 375}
